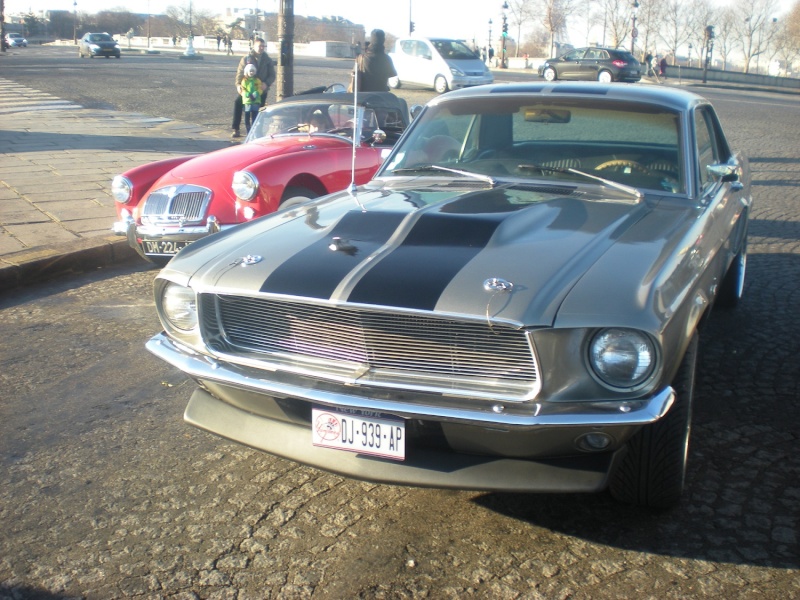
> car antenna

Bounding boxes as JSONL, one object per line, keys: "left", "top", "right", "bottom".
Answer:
{"left": 348, "top": 59, "right": 367, "bottom": 212}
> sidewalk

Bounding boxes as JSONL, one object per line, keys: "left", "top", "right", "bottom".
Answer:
{"left": 0, "top": 77, "right": 231, "bottom": 291}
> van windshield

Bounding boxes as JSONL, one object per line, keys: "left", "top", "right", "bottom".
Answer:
{"left": 430, "top": 40, "right": 478, "bottom": 60}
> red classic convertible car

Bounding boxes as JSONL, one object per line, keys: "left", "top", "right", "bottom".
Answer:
{"left": 112, "top": 90, "right": 410, "bottom": 263}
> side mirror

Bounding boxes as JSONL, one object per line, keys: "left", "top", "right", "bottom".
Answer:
{"left": 410, "top": 105, "right": 424, "bottom": 120}
{"left": 371, "top": 128, "right": 387, "bottom": 144}
{"left": 707, "top": 163, "right": 739, "bottom": 183}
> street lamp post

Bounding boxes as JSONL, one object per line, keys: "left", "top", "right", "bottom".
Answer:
{"left": 488, "top": 18, "right": 492, "bottom": 64}
{"left": 630, "top": 0, "right": 639, "bottom": 55}
{"left": 688, "top": 43, "right": 692, "bottom": 67}
{"left": 500, "top": 1, "right": 508, "bottom": 69}
{"left": 73, "top": 0, "right": 77, "bottom": 45}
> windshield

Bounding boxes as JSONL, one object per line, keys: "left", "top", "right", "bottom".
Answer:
{"left": 431, "top": 40, "right": 478, "bottom": 60}
{"left": 380, "top": 96, "right": 684, "bottom": 194}
{"left": 90, "top": 34, "right": 113, "bottom": 42}
{"left": 246, "top": 100, "right": 406, "bottom": 144}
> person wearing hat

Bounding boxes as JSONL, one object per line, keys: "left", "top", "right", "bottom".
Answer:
{"left": 240, "top": 63, "right": 266, "bottom": 133}
{"left": 231, "top": 37, "right": 276, "bottom": 139}
{"left": 352, "top": 29, "right": 397, "bottom": 92}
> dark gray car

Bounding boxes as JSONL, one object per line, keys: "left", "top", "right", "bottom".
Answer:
{"left": 147, "top": 83, "right": 750, "bottom": 509}
{"left": 78, "top": 32, "right": 121, "bottom": 59}
{"left": 539, "top": 47, "right": 641, "bottom": 82}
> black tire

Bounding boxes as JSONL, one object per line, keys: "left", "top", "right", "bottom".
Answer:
{"left": 716, "top": 246, "right": 747, "bottom": 309}
{"left": 609, "top": 333, "right": 698, "bottom": 509}
{"left": 280, "top": 186, "right": 319, "bottom": 209}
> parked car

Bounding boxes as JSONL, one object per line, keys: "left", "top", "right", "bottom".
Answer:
{"left": 112, "top": 89, "right": 411, "bottom": 263}
{"left": 147, "top": 83, "right": 750, "bottom": 508}
{"left": 5, "top": 33, "right": 28, "bottom": 47}
{"left": 538, "top": 46, "right": 641, "bottom": 82}
{"left": 78, "top": 32, "right": 121, "bottom": 58}
{"left": 389, "top": 37, "right": 493, "bottom": 93}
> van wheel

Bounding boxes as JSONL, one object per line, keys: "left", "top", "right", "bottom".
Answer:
{"left": 434, "top": 76, "right": 449, "bottom": 94}
{"left": 388, "top": 77, "right": 400, "bottom": 89}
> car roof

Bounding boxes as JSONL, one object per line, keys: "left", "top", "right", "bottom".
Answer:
{"left": 431, "top": 82, "right": 707, "bottom": 112}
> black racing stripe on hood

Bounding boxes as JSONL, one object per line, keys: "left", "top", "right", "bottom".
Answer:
{"left": 347, "top": 211, "right": 506, "bottom": 311}
{"left": 259, "top": 210, "right": 407, "bottom": 297}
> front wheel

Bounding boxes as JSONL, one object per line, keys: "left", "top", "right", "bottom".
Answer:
{"left": 716, "top": 243, "right": 747, "bottom": 309}
{"left": 434, "top": 75, "right": 449, "bottom": 94}
{"left": 543, "top": 67, "right": 557, "bottom": 82}
{"left": 280, "top": 186, "right": 319, "bottom": 209}
{"left": 597, "top": 70, "right": 613, "bottom": 83}
{"left": 609, "top": 333, "right": 698, "bottom": 509}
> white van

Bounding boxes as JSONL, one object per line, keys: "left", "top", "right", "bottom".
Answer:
{"left": 388, "top": 37, "right": 494, "bottom": 94}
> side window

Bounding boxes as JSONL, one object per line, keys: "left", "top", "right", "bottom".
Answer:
{"left": 564, "top": 49, "right": 584, "bottom": 61}
{"left": 695, "top": 108, "right": 722, "bottom": 190}
{"left": 400, "top": 40, "right": 415, "bottom": 56}
{"left": 417, "top": 42, "right": 432, "bottom": 60}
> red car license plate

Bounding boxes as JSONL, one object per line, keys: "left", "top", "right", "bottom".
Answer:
{"left": 312, "top": 407, "right": 405, "bottom": 460}
{"left": 142, "top": 240, "right": 190, "bottom": 255}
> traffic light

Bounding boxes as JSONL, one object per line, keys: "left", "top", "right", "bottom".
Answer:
{"left": 410, "top": 21, "right": 415, "bottom": 33}
{"left": 502, "top": 20, "right": 508, "bottom": 37}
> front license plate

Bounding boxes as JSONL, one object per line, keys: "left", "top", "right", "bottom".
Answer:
{"left": 142, "top": 239, "right": 190, "bottom": 255}
{"left": 312, "top": 407, "right": 405, "bottom": 461}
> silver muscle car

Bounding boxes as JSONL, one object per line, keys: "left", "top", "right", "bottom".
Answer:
{"left": 148, "top": 83, "right": 751, "bottom": 508}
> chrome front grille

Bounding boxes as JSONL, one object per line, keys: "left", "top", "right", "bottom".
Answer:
{"left": 141, "top": 185, "right": 211, "bottom": 226}
{"left": 199, "top": 294, "right": 540, "bottom": 400}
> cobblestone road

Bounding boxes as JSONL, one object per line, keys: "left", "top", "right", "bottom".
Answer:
{"left": 1, "top": 86, "right": 798, "bottom": 598}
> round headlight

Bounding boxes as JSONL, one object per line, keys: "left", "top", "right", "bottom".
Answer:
{"left": 232, "top": 171, "right": 258, "bottom": 201}
{"left": 161, "top": 283, "right": 198, "bottom": 331}
{"left": 111, "top": 175, "right": 133, "bottom": 203}
{"left": 589, "top": 328, "right": 656, "bottom": 389}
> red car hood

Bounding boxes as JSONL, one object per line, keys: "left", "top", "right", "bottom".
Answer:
{"left": 163, "top": 135, "right": 353, "bottom": 182}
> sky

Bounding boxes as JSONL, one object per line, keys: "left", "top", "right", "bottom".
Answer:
{"left": 7, "top": 0, "right": 796, "bottom": 49}
{"left": 5, "top": 0, "right": 497, "bottom": 42}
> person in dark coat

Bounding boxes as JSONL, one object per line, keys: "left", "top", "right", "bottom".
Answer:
{"left": 356, "top": 29, "right": 397, "bottom": 92}
{"left": 231, "top": 37, "right": 276, "bottom": 138}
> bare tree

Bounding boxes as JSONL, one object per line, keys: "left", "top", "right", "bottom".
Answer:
{"left": 535, "top": 0, "right": 577, "bottom": 57}
{"left": 684, "top": 0, "right": 716, "bottom": 67}
{"left": 601, "top": 0, "right": 634, "bottom": 50}
{"left": 636, "top": 0, "right": 666, "bottom": 60}
{"left": 712, "top": 6, "right": 740, "bottom": 70}
{"left": 506, "top": 0, "right": 538, "bottom": 56}
{"left": 658, "top": 0, "right": 693, "bottom": 64}
{"left": 776, "top": 0, "right": 800, "bottom": 74}
{"left": 734, "top": 0, "right": 780, "bottom": 73}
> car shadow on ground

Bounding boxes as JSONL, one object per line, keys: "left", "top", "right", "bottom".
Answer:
{"left": 0, "top": 129, "right": 230, "bottom": 155}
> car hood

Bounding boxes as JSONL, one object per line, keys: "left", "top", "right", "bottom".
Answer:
{"left": 167, "top": 180, "right": 676, "bottom": 327}
{"left": 155, "top": 135, "right": 352, "bottom": 184}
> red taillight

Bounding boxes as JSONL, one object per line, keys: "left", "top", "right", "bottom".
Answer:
{"left": 612, "top": 59, "right": 627, "bottom": 68}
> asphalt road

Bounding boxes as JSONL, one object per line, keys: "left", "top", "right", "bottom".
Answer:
{"left": 0, "top": 45, "right": 441, "bottom": 132}
{"left": 1, "top": 45, "right": 799, "bottom": 598}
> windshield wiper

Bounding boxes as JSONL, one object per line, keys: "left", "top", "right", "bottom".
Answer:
{"left": 391, "top": 164, "right": 497, "bottom": 187}
{"left": 517, "top": 163, "right": 642, "bottom": 201}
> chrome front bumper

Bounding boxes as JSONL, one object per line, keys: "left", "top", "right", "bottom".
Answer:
{"left": 112, "top": 216, "right": 225, "bottom": 259}
{"left": 147, "top": 332, "right": 677, "bottom": 492}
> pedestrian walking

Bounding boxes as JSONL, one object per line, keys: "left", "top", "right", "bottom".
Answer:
{"left": 231, "top": 37, "right": 276, "bottom": 139}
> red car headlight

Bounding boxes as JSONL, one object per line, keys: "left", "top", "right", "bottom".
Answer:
{"left": 111, "top": 175, "right": 133, "bottom": 203}
{"left": 232, "top": 170, "right": 259, "bottom": 201}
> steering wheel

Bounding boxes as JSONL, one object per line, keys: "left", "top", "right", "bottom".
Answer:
{"left": 595, "top": 159, "right": 653, "bottom": 174}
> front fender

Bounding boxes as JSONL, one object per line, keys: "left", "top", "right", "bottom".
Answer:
{"left": 120, "top": 155, "right": 198, "bottom": 208}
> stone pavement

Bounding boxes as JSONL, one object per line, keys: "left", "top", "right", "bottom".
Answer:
{"left": 0, "top": 77, "right": 231, "bottom": 291}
